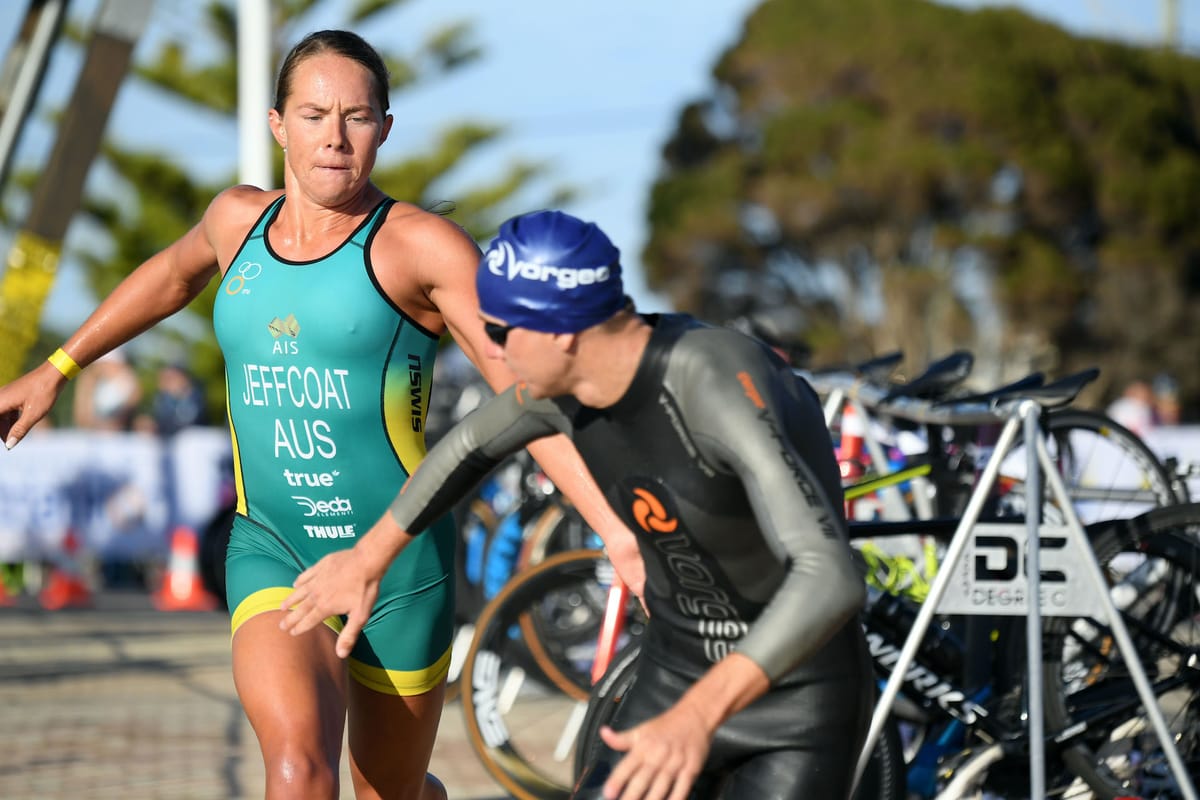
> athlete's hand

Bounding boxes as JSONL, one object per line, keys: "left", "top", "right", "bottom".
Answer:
{"left": 598, "top": 704, "right": 711, "bottom": 800}
{"left": 0, "top": 362, "right": 67, "bottom": 450}
{"left": 280, "top": 548, "right": 380, "bottom": 659}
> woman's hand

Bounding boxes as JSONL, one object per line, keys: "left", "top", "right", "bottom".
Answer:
{"left": 1, "top": 362, "right": 68, "bottom": 449}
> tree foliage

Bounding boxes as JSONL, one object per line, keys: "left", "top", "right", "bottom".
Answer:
{"left": 645, "top": 0, "right": 1200, "bottom": 413}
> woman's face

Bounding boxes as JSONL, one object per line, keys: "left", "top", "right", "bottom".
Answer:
{"left": 269, "top": 52, "right": 392, "bottom": 206}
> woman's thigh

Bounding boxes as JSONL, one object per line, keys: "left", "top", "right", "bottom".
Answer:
{"left": 231, "top": 611, "right": 349, "bottom": 769}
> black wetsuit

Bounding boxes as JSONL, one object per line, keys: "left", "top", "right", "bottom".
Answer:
{"left": 391, "top": 314, "right": 872, "bottom": 798}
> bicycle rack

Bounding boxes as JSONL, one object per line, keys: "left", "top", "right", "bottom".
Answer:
{"left": 849, "top": 398, "right": 1198, "bottom": 800}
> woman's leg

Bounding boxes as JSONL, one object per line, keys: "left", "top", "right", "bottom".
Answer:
{"left": 341, "top": 573, "right": 455, "bottom": 800}
{"left": 232, "top": 611, "right": 348, "bottom": 800}
{"left": 346, "top": 678, "right": 447, "bottom": 800}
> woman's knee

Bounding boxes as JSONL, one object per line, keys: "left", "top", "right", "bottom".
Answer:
{"left": 262, "top": 747, "right": 340, "bottom": 799}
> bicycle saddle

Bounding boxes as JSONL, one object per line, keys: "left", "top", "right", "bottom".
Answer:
{"left": 883, "top": 350, "right": 975, "bottom": 401}
{"left": 854, "top": 351, "right": 904, "bottom": 384}
{"left": 1014, "top": 367, "right": 1100, "bottom": 408}
{"left": 934, "top": 372, "right": 1046, "bottom": 406}
{"left": 808, "top": 350, "right": 904, "bottom": 385}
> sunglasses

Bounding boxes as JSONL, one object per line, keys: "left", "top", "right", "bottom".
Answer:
{"left": 484, "top": 321, "right": 515, "bottom": 346}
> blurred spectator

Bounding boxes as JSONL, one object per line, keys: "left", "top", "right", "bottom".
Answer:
{"left": 1107, "top": 379, "right": 1157, "bottom": 436}
{"left": 1152, "top": 373, "right": 1181, "bottom": 426}
{"left": 72, "top": 349, "right": 141, "bottom": 431}
{"left": 150, "top": 363, "right": 209, "bottom": 436}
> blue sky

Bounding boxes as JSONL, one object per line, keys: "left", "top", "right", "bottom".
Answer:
{"left": 1, "top": 0, "right": 1197, "bottom": 335}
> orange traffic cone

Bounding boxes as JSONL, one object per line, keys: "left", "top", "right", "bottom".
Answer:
{"left": 839, "top": 404, "right": 868, "bottom": 518}
{"left": 39, "top": 528, "right": 93, "bottom": 610}
{"left": 0, "top": 566, "right": 17, "bottom": 607}
{"left": 153, "top": 526, "right": 218, "bottom": 611}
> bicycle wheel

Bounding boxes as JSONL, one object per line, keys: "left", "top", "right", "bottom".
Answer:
{"left": 995, "top": 409, "right": 1177, "bottom": 525}
{"left": 572, "top": 645, "right": 642, "bottom": 781}
{"left": 1042, "top": 502, "right": 1200, "bottom": 799}
{"left": 460, "top": 549, "right": 645, "bottom": 799}
{"left": 456, "top": 496, "right": 497, "bottom": 624}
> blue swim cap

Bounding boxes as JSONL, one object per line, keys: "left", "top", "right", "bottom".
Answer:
{"left": 477, "top": 210, "right": 625, "bottom": 333}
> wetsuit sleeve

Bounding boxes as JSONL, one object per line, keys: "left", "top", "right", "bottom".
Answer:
{"left": 389, "top": 384, "right": 572, "bottom": 534}
{"left": 671, "top": 332, "right": 866, "bottom": 682}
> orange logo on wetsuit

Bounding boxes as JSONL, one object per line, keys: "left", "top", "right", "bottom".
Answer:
{"left": 737, "top": 371, "right": 765, "bottom": 409}
{"left": 632, "top": 487, "right": 678, "bottom": 533}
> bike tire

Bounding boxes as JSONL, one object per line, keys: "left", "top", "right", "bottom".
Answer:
{"left": 571, "top": 645, "right": 642, "bottom": 781}
{"left": 518, "top": 500, "right": 602, "bottom": 572}
{"left": 461, "top": 549, "right": 635, "bottom": 799}
{"left": 1041, "top": 502, "right": 1200, "bottom": 799}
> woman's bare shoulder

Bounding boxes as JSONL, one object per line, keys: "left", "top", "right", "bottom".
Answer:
{"left": 374, "top": 202, "right": 480, "bottom": 272}
{"left": 369, "top": 201, "right": 482, "bottom": 325}
{"left": 203, "top": 186, "right": 284, "bottom": 260}
{"left": 380, "top": 201, "right": 475, "bottom": 244}
{"left": 208, "top": 185, "right": 282, "bottom": 224}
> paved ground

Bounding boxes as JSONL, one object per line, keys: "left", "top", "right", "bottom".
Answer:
{"left": 0, "top": 591, "right": 510, "bottom": 799}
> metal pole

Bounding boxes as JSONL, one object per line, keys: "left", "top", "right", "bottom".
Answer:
{"left": 0, "top": 0, "right": 69, "bottom": 193}
{"left": 236, "top": 0, "right": 273, "bottom": 189}
{"left": 1022, "top": 401, "right": 1045, "bottom": 799}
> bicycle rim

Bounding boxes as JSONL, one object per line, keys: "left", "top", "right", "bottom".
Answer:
{"left": 996, "top": 409, "right": 1176, "bottom": 525}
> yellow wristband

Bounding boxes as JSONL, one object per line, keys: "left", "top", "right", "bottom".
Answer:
{"left": 47, "top": 348, "right": 81, "bottom": 380}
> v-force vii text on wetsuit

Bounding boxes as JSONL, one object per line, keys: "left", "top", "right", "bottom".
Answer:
{"left": 390, "top": 314, "right": 866, "bottom": 684}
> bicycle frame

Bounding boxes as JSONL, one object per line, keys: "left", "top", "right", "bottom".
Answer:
{"left": 591, "top": 575, "right": 629, "bottom": 685}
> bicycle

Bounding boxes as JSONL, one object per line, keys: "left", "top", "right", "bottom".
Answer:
{"left": 840, "top": 371, "right": 1199, "bottom": 798}
{"left": 460, "top": 502, "right": 1200, "bottom": 799}
{"left": 459, "top": 549, "right": 646, "bottom": 799}
{"left": 562, "top": 505, "right": 1200, "bottom": 800}
{"left": 812, "top": 355, "right": 1180, "bottom": 525}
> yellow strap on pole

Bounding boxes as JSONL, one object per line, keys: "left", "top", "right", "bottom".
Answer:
{"left": 0, "top": 230, "right": 61, "bottom": 384}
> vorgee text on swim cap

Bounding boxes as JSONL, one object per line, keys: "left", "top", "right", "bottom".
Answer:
{"left": 486, "top": 240, "right": 613, "bottom": 290}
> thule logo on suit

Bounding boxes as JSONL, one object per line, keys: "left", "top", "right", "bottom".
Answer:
{"left": 303, "top": 524, "right": 357, "bottom": 539}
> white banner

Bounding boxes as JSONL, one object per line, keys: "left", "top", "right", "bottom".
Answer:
{"left": 0, "top": 427, "right": 231, "bottom": 562}
{"left": 1142, "top": 425, "right": 1200, "bottom": 501}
